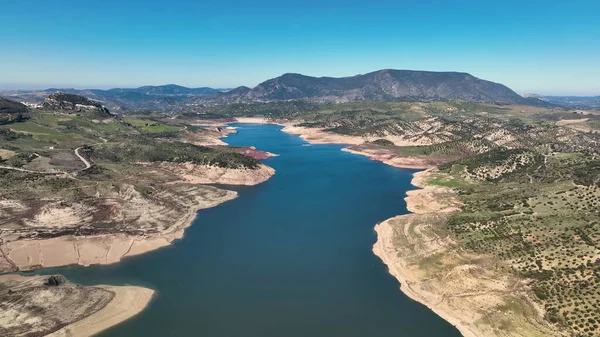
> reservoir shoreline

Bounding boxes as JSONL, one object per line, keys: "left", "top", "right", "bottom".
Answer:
{"left": 276, "top": 121, "right": 478, "bottom": 336}
{"left": 371, "top": 171, "right": 479, "bottom": 337}
{"left": 1, "top": 128, "right": 275, "bottom": 337}
{"left": 17, "top": 123, "right": 464, "bottom": 337}
{"left": 277, "top": 120, "right": 558, "bottom": 337}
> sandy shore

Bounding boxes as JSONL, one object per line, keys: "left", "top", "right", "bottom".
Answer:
{"left": 278, "top": 119, "right": 448, "bottom": 147}
{"left": 158, "top": 163, "right": 275, "bottom": 186}
{"left": 0, "top": 274, "right": 154, "bottom": 337}
{"left": 234, "top": 117, "right": 271, "bottom": 124}
{"left": 2, "top": 188, "right": 238, "bottom": 271}
{"left": 278, "top": 121, "right": 444, "bottom": 168}
{"left": 0, "top": 165, "right": 271, "bottom": 336}
{"left": 281, "top": 124, "right": 365, "bottom": 144}
{"left": 341, "top": 148, "right": 433, "bottom": 169}
{"left": 1, "top": 163, "right": 275, "bottom": 272}
{"left": 372, "top": 170, "right": 558, "bottom": 337}
{"left": 48, "top": 286, "right": 155, "bottom": 337}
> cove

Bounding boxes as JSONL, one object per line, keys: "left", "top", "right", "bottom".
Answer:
{"left": 30, "top": 124, "right": 462, "bottom": 337}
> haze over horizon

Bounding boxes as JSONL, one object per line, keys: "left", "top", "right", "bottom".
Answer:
{"left": 2, "top": 0, "right": 599, "bottom": 95}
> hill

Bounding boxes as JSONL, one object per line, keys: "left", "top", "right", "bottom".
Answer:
{"left": 0, "top": 97, "right": 29, "bottom": 125}
{"left": 42, "top": 92, "right": 112, "bottom": 116}
{"left": 0, "top": 97, "right": 28, "bottom": 114}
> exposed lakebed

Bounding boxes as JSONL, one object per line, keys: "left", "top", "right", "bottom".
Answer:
{"left": 30, "top": 124, "right": 461, "bottom": 337}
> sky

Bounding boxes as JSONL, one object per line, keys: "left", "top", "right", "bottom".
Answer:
{"left": 1, "top": 0, "right": 599, "bottom": 95}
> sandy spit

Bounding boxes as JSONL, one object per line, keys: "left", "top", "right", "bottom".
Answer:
{"left": 47, "top": 286, "right": 155, "bottom": 337}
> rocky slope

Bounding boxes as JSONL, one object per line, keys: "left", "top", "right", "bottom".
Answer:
{"left": 42, "top": 92, "right": 111, "bottom": 115}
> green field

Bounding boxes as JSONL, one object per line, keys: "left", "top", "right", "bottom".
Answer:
{"left": 123, "top": 117, "right": 183, "bottom": 133}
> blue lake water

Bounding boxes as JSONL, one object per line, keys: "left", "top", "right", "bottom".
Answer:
{"left": 31, "top": 124, "right": 461, "bottom": 337}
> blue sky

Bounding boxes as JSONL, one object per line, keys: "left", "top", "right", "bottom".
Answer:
{"left": 1, "top": 0, "right": 599, "bottom": 95}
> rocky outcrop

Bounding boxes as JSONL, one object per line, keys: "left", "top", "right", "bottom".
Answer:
{"left": 45, "top": 275, "right": 66, "bottom": 286}
{"left": 42, "top": 92, "right": 111, "bottom": 115}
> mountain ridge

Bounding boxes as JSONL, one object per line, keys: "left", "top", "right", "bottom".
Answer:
{"left": 240, "top": 69, "right": 550, "bottom": 106}
{"left": 2, "top": 69, "right": 555, "bottom": 110}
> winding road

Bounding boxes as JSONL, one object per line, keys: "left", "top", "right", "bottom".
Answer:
{"left": 0, "top": 147, "right": 92, "bottom": 174}
{"left": 74, "top": 147, "right": 92, "bottom": 170}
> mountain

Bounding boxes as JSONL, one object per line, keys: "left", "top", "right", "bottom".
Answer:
{"left": 240, "top": 70, "right": 550, "bottom": 106}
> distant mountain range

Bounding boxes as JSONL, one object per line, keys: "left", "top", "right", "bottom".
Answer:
{"left": 1, "top": 85, "right": 224, "bottom": 112}
{"left": 1, "top": 70, "right": 564, "bottom": 112}
{"left": 41, "top": 84, "right": 227, "bottom": 97}
{"left": 524, "top": 94, "right": 600, "bottom": 110}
